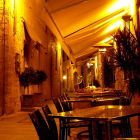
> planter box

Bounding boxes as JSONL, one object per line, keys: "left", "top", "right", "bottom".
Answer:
{"left": 33, "top": 93, "right": 44, "bottom": 107}
{"left": 21, "top": 95, "right": 35, "bottom": 111}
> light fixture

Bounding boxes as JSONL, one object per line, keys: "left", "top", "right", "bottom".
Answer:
{"left": 63, "top": 75, "right": 67, "bottom": 80}
{"left": 87, "top": 63, "right": 93, "bottom": 66}
{"left": 99, "top": 48, "right": 106, "bottom": 52}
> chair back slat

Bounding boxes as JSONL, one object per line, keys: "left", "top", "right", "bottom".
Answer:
{"left": 63, "top": 93, "right": 72, "bottom": 110}
{"left": 59, "top": 95, "right": 70, "bottom": 111}
{"left": 52, "top": 97, "right": 63, "bottom": 112}
{"left": 29, "top": 109, "right": 52, "bottom": 140}
{"left": 42, "top": 105, "right": 58, "bottom": 140}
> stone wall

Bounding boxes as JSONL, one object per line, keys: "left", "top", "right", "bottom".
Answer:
{"left": 0, "top": 0, "right": 8, "bottom": 116}
{"left": 0, "top": 0, "right": 69, "bottom": 115}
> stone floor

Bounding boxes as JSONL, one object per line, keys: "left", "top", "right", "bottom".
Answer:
{"left": 0, "top": 92, "right": 140, "bottom": 140}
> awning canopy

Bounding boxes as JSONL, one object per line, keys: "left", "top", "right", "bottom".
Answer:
{"left": 44, "top": 0, "right": 135, "bottom": 62}
{"left": 23, "top": 21, "right": 42, "bottom": 44}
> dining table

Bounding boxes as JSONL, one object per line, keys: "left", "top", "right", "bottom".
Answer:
{"left": 48, "top": 105, "right": 140, "bottom": 140}
{"left": 75, "top": 90, "right": 121, "bottom": 97}
{"left": 64, "top": 96, "right": 123, "bottom": 108}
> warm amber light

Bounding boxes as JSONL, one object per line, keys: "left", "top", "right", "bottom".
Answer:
{"left": 107, "top": 0, "right": 134, "bottom": 16}
{"left": 119, "top": 106, "right": 122, "bottom": 110}
{"left": 114, "top": 41, "right": 117, "bottom": 51}
{"left": 104, "top": 19, "right": 123, "bottom": 33}
{"left": 57, "top": 42, "right": 61, "bottom": 53}
{"left": 129, "top": 0, "right": 135, "bottom": 16}
{"left": 101, "top": 37, "right": 113, "bottom": 43}
{"left": 107, "top": 106, "right": 113, "bottom": 109}
{"left": 95, "top": 56, "right": 97, "bottom": 70}
{"left": 94, "top": 11, "right": 127, "bottom": 29}
{"left": 87, "top": 63, "right": 93, "bottom": 68}
{"left": 87, "top": 61, "right": 95, "bottom": 64}
{"left": 90, "top": 86, "right": 96, "bottom": 89}
{"left": 99, "top": 48, "right": 106, "bottom": 52}
{"left": 107, "top": 0, "right": 130, "bottom": 13}
{"left": 63, "top": 76, "right": 67, "bottom": 80}
{"left": 11, "top": 0, "right": 15, "bottom": 16}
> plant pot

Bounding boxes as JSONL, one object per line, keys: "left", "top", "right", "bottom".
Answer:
{"left": 21, "top": 95, "right": 35, "bottom": 111}
{"left": 33, "top": 93, "right": 44, "bottom": 107}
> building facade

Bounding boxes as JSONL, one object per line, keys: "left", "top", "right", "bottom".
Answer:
{"left": 0, "top": 0, "right": 139, "bottom": 116}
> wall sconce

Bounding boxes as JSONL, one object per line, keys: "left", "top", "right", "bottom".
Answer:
{"left": 15, "top": 53, "right": 20, "bottom": 73}
{"left": 87, "top": 63, "right": 93, "bottom": 68}
{"left": 63, "top": 75, "right": 67, "bottom": 80}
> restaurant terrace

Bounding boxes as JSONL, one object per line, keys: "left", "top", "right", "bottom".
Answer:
{"left": 0, "top": 0, "right": 140, "bottom": 140}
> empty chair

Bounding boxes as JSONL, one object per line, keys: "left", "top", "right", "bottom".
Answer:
{"left": 63, "top": 93, "right": 72, "bottom": 110}
{"left": 59, "top": 95, "right": 71, "bottom": 111}
{"left": 112, "top": 91, "right": 133, "bottom": 138}
{"left": 52, "top": 97, "right": 63, "bottom": 113}
{"left": 28, "top": 109, "right": 53, "bottom": 140}
{"left": 42, "top": 104, "right": 58, "bottom": 140}
{"left": 52, "top": 97, "right": 66, "bottom": 140}
{"left": 52, "top": 96, "right": 93, "bottom": 140}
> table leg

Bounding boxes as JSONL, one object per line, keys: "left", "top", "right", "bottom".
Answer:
{"left": 96, "top": 121, "right": 102, "bottom": 140}
{"left": 92, "top": 121, "right": 96, "bottom": 140}
{"left": 105, "top": 121, "right": 113, "bottom": 140}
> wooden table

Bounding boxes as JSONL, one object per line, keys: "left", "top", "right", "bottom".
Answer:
{"left": 64, "top": 97, "right": 123, "bottom": 107}
{"left": 48, "top": 105, "right": 140, "bottom": 140}
{"left": 74, "top": 92, "right": 119, "bottom": 98}
{"left": 74, "top": 89, "right": 122, "bottom": 97}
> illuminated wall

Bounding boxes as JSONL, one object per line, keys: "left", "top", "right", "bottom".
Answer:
{"left": 62, "top": 56, "right": 76, "bottom": 92}
{"left": 0, "top": 0, "right": 74, "bottom": 115}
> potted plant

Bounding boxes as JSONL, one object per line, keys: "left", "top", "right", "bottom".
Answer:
{"left": 19, "top": 67, "right": 47, "bottom": 93}
{"left": 113, "top": 28, "right": 140, "bottom": 95}
{"left": 19, "top": 67, "right": 47, "bottom": 109}
{"left": 19, "top": 67, "right": 37, "bottom": 93}
{"left": 32, "top": 70, "right": 47, "bottom": 107}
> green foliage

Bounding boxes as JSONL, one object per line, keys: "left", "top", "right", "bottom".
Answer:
{"left": 19, "top": 67, "right": 47, "bottom": 88}
{"left": 36, "top": 70, "right": 48, "bottom": 84}
{"left": 113, "top": 28, "right": 140, "bottom": 93}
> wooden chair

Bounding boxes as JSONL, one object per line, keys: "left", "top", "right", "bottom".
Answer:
{"left": 52, "top": 97, "right": 93, "bottom": 140}
{"left": 63, "top": 93, "right": 72, "bottom": 110}
{"left": 112, "top": 91, "right": 133, "bottom": 138}
{"left": 28, "top": 109, "right": 53, "bottom": 140}
{"left": 52, "top": 97, "right": 66, "bottom": 140}
{"left": 42, "top": 104, "right": 58, "bottom": 140}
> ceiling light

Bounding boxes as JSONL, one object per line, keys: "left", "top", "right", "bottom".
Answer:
{"left": 99, "top": 48, "right": 106, "bottom": 52}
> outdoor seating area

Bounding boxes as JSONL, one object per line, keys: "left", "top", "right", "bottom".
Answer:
{"left": 25, "top": 91, "right": 140, "bottom": 140}
{"left": 1, "top": 1, "right": 140, "bottom": 140}
{"left": 0, "top": 92, "right": 140, "bottom": 140}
